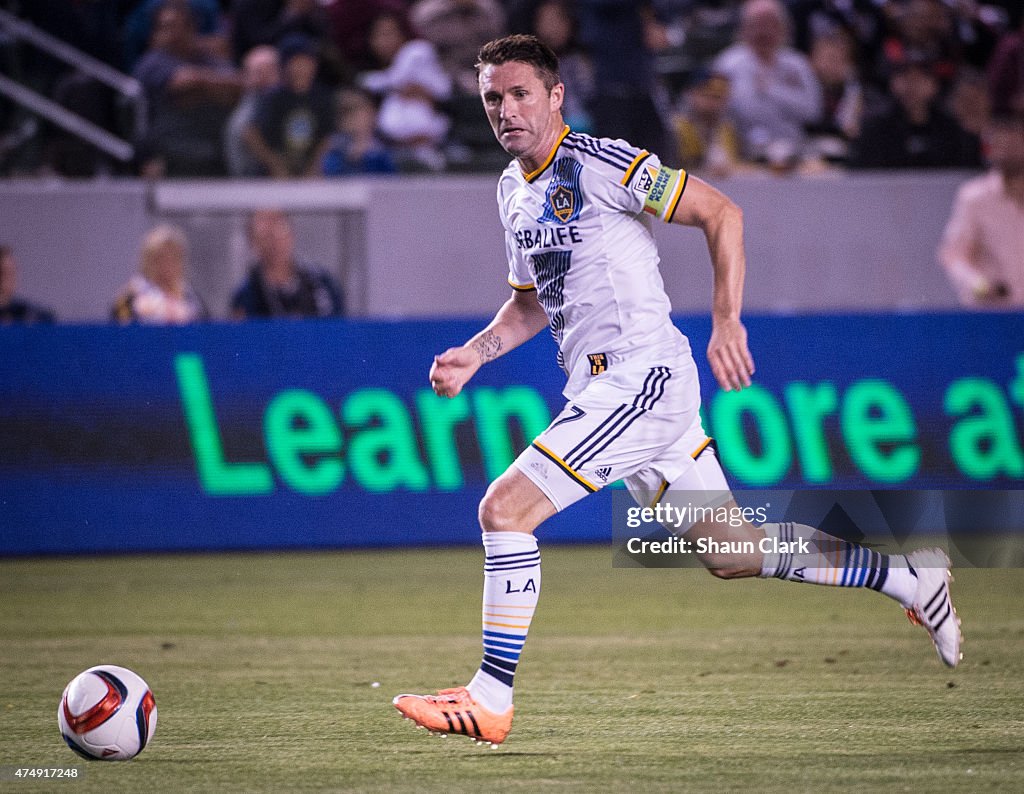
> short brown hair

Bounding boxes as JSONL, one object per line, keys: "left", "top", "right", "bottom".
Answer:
{"left": 476, "top": 34, "right": 560, "bottom": 91}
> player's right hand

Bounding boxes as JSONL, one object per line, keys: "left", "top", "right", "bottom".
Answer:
{"left": 429, "top": 346, "right": 481, "bottom": 398}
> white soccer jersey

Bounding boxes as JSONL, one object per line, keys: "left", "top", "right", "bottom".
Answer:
{"left": 499, "top": 126, "right": 691, "bottom": 399}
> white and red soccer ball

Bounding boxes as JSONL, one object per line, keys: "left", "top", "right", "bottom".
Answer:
{"left": 58, "top": 665, "right": 157, "bottom": 760}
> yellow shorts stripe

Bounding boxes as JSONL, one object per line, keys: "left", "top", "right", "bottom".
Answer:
{"left": 690, "top": 437, "right": 712, "bottom": 459}
{"left": 650, "top": 479, "right": 670, "bottom": 508}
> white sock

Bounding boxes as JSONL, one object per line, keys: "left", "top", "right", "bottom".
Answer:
{"left": 759, "top": 522, "right": 917, "bottom": 607}
{"left": 466, "top": 531, "right": 540, "bottom": 713}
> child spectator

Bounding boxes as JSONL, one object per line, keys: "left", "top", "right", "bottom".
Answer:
{"left": 359, "top": 12, "right": 452, "bottom": 171}
{"left": 112, "top": 225, "right": 207, "bottom": 324}
{"left": 322, "top": 87, "right": 397, "bottom": 175}
{"left": 244, "top": 34, "right": 335, "bottom": 178}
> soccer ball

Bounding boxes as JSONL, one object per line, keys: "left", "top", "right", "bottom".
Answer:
{"left": 57, "top": 665, "right": 157, "bottom": 761}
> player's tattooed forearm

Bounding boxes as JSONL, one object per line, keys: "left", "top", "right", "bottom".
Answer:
{"left": 472, "top": 331, "right": 503, "bottom": 363}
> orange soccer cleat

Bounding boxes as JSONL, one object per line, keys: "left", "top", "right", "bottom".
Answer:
{"left": 393, "top": 687, "right": 513, "bottom": 747}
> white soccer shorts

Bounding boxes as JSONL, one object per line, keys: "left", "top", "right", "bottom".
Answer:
{"left": 513, "top": 352, "right": 729, "bottom": 512}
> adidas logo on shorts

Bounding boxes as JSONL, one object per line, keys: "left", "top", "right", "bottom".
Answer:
{"left": 594, "top": 466, "right": 612, "bottom": 483}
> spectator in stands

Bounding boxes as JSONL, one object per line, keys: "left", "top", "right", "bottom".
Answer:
{"left": 531, "top": 0, "right": 594, "bottom": 134}
{"left": 231, "top": 209, "right": 345, "bottom": 318}
{"left": 672, "top": 67, "right": 744, "bottom": 177}
{"left": 244, "top": 34, "right": 335, "bottom": 178}
{"left": 133, "top": 1, "right": 242, "bottom": 177}
{"left": 713, "top": 0, "right": 823, "bottom": 169}
{"left": 321, "top": 87, "right": 397, "bottom": 175}
{"left": 805, "top": 31, "right": 865, "bottom": 165}
{"left": 111, "top": 224, "right": 207, "bottom": 324}
{"left": 409, "top": 0, "right": 507, "bottom": 96}
{"left": 575, "top": 1, "right": 670, "bottom": 156}
{"left": 938, "top": 111, "right": 1024, "bottom": 309}
{"left": 123, "top": 0, "right": 227, "bottom": 71}
{"left": 225, "top": 45, "right": 282, "bottom": 177}
{"left": 359, "top": 12, "right": 452, "bottom": 171}
{"left": 0, "top": 246, "right": 55, "bottom": 325}
{"left": 850, "top": 52, "right": 982, "bottom": 169}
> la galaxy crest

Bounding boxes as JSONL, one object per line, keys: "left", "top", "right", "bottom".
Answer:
{"left": 539, "top": 157, "right": 583, "bottom": 224}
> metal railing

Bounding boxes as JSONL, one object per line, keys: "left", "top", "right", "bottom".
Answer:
{"left": 0, "top": 8, "right": 145, "bottom": 163}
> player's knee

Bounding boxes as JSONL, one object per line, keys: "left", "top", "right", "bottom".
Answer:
{"left": 478, "top": 484, "right": 520, "bottom": 534}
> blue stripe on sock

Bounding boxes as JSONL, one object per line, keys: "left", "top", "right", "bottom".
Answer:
{"left": 854, "top": 550, "right": 872, "bottom": 587}
{"left": 483, "top": 646, "right": 521, "bottom": 661}
{"left": 483, "top": 629, "right": 527, "bottom": 642}
{"left": 841, "top": 543, "right": 856, "bottom": 586}
{"left": 483, "top": 638, "right": 525, "bottom": 650}
{"left": 842, "top": 544, "right": 855, "bottom": 586}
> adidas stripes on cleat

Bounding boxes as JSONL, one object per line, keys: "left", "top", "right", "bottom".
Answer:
{"left": 393, "top": 686, "right": 513, "bottom": 746}
{"left": 905, "top": 547, "right": 962, "bottom": 668}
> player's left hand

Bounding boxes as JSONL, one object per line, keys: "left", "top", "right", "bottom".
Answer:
{"left": 707, "top": 317, "right": 754, "bottom": 392}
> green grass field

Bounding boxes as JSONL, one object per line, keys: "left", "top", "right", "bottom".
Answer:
{"left": 1, "top": 547, "right": 1023, "bottom": 793}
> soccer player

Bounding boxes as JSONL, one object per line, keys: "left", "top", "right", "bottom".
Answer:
{"left": 393, "top": 34, "right": 961, "bottom": 747}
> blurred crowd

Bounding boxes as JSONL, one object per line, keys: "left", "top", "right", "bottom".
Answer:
{"left": 0, "top": 0, "right": 1022, "bottom": 177}
{"left": 1, "top": 208, "right": 347, "bottom": 325}
{"left": 1, "top": 0, "right": 1022, "bottom": 318}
